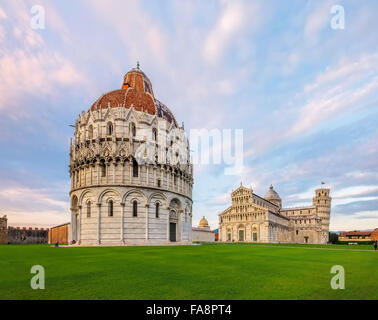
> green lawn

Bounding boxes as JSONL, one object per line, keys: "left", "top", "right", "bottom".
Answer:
{"left": 0, "top": 243, "right": 377, "bottom": 300}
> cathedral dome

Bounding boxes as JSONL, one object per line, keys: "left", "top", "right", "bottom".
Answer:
{"left": 264, "top": 185, "right": 281, "bottom": 201}
{"left": 90, "top": 65, "right": 178, "bottom": 126}
{"left": 199, "top": 216, "right": 210, "bottom": 228}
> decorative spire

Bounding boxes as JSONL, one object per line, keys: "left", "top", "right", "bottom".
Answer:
{"left": 136, "top": 61, "right": 140, "bottom": 70}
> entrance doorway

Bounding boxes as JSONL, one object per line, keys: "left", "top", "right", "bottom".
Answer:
{"left": 170, "top": 223, "right": 176, "bottom": 242}
{"left": 238, "top": 230, "right": 244, "bottom": 242}
{"left": 304, "top": 236, "right": 309, "bottom": 243}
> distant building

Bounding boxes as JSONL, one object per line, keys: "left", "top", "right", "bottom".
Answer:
{"left": 219, "top": 183, "right": 331, "bottom": 244}
{"left": 192, "top": 217, "right": 215, "bottom": 242}
{"left": 0, "top": 215, "right": 7, "bottom": 244}
{"left": 372, "top": 229, "right": 378, "bottom": 241}
{"left": 339, "top": 229, "right": 378, "bottom": 243}
{"left": 49, "top": 223, "right": 70, "bottom": 245}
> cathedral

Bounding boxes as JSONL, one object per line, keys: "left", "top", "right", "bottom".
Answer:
{"left": 218, "top": 184, "right": 331, "bottom": 244}
{"left": 69, "top": 66, "right": 193, "bottom": 245}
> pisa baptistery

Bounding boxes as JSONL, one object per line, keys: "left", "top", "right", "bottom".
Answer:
{"left": 69, "top": 65, "right": 193, "bottom": 245}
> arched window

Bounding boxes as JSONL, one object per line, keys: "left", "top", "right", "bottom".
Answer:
{"left": 133, "top": 159, "right": 138, "bottom": 177}
{"left": 152, "top": 128, "right": 157, "bottom": 141}
{"left": 155, "top": 203, "right": 159, "bottom": 218}
{"left": 88, "top": 125, "right": 93, "bottom": 140}
{"left": 107, "top": 122, "right": 113, "bottom": 136}
{"left": 108, "top": 200, "right": 113, "bottom": 217}
{"left": 131, "top": 123, "right": 136, "bottom": 137}
{"left": 87, "top": 201, "right": 91, "bottom": 218}
{"left": 101, "top": 164, "right": 106, "bottom": 177}
{"left": 133, "top": 200, "right": 138, "bottom": 217}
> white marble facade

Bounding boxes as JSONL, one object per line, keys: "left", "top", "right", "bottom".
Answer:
{"left": 218, "top": 184, "right": 331, "bottom": 244}
{"left": 69, "top": 67, "right": 193, "bottom": 245}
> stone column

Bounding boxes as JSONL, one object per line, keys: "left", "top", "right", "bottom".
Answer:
{"left": 120, "top": 202, "right": 125, "bottom": 244}
{"left": 122, "top": 162, "right": 125, "bottom": 184}
{"left": 129, "top": 161, "right": 132, "bottom": 184}
{"left": 145, "top": 204, "right": 149, "bottom": 240}
{"left": 166, "top": 207, "right": 170, "bottom": 241}
{"left": 138, "top": 164, "right": 141, "bottom": 185}
{"left": 97, "top": 203, "right": 101, "bottom": 244}
{"left": 97, "top": 164, "right": 100, "bottom": 185}
{"left": 178, "top": 209, "right": 183, "bottom": 242}
{"left": 70, "top": 208, "right": 75, "bottom": 244}
{"left": 78, "top": 205, "right": 82, "bottom": 244}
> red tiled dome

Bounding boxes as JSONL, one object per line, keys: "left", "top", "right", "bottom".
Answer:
{"left": 90, "top": 67, "right": 178, "bottom": 126}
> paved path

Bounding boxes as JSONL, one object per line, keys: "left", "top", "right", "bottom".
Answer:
{"left": 246, "top": 244, "right": 376, "bottom": 252}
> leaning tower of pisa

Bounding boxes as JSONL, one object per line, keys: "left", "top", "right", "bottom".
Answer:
{"left": 313, "top": 188, "right": 331, "bottom": 244}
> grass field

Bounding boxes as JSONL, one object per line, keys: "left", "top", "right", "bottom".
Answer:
{"left": 0, "top": 243, "right": 377, "bottom": 300}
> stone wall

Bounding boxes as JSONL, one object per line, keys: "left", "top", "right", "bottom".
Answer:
{"left": 371, "top": 228, "right": 378, "bottom": 241}
{"left": 192, "top": 228, "right": 215, "bottom": 242}
{"left": 7, "top": 227, "right": 49, "bottom": 244}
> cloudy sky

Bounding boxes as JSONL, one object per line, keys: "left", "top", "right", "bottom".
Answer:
{"left": 0, "top": 0, "right": 377, "bottom": 231}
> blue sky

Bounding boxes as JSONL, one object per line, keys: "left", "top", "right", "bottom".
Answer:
{"left": 0, "top": 0, "right": 378, "bottom": 231}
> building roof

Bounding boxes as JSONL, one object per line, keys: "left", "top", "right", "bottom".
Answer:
{"left": 50, "top": 222, "right": 70, "bottom": 229}
{"left": 198, "top": 216, "right": 209, "bottom": 228}
{"left": 192, "top": 227, "right": 214, "bottom": 233}
{"left": 264, "top": 184, "right": 281, "bottom": 201}
{"left": 340, "top": 231, "right": 372, "bottom": 237}
{"left": 288, "top": 215, "right": 320, "bottom": 221}
{"left": 90, "top": 66, "right": 178, "bottom": 126}
{"left": 280, "top": 206, "right": 316, "bottom": 211}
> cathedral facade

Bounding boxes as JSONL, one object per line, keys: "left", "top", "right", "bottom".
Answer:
{"left": 218, "top": 184, "right": 331, "bottom": 244}
{"left": 69, "top": 66, "right": 193, "bottom": 245}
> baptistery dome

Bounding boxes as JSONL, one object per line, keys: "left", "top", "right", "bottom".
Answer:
{"left": 90, "top": 67, "right": 177, "bottom": 126}
{"left": 69, "top": 65, "right": 193, "bottom": 246}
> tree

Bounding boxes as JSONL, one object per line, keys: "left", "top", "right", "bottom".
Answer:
{"left": 329, "top": 232, "right": 339, "bottom": 244}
